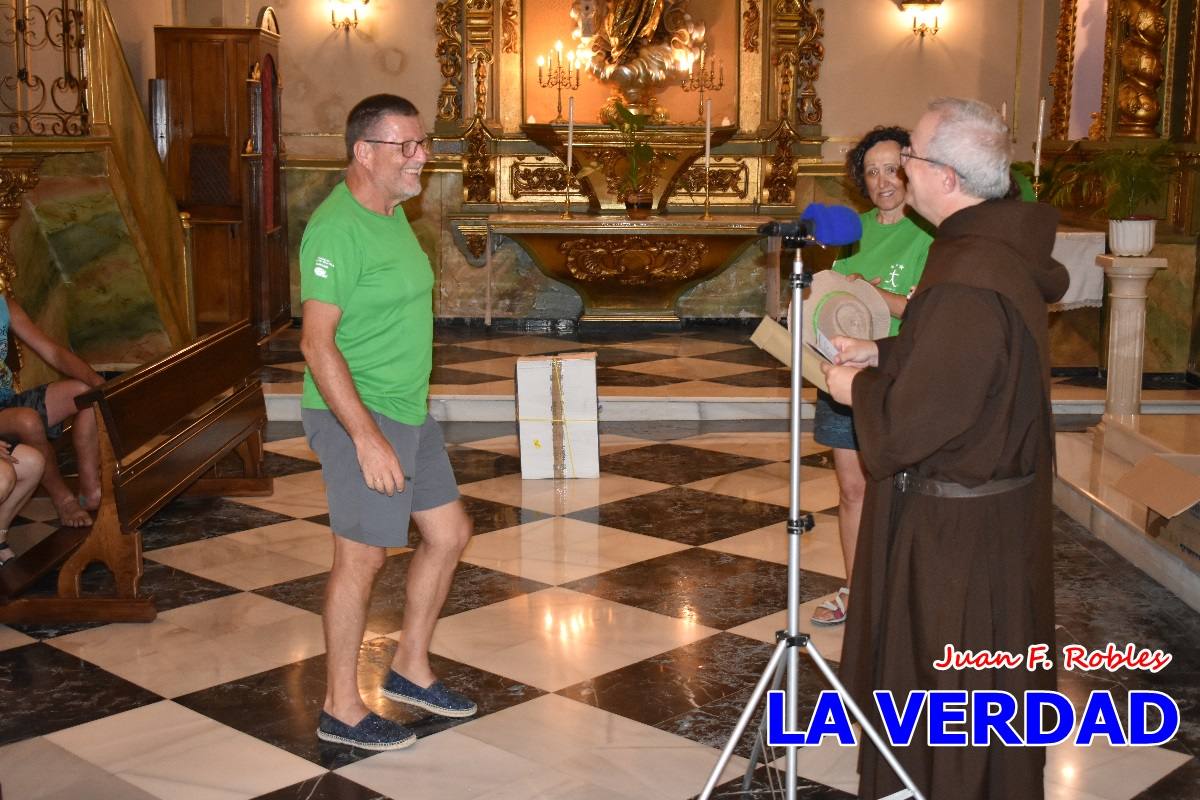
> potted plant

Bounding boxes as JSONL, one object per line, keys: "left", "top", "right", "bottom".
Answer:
{"left": 608, "top": 101, "right": 655, "bottom": 219}
{"left": 1046, "top": 142, "right": 1174, "bottom": 257}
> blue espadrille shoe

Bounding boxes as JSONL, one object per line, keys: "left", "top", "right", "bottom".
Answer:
{"left": 381, "top": 671, "right": 478, "bottom": 718}
{"left": 315, "top": 711, "right": 416, "bottom": 750}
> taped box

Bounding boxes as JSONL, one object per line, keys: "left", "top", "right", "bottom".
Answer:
{"left": 1113, "top": 453, "right": 1200, "bottom": 574}
{"left": 516, "top": 352, "right": 599, "bottom": 479}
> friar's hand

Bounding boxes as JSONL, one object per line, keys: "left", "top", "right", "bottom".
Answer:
{"left": 820, "top": 362, "right": 861, "bottom": 406}
{"left": 354, "top": 430, "right": 405, "bottom": 496}
{"left": 829, "top": 336, "right": 878, "bottom": 368}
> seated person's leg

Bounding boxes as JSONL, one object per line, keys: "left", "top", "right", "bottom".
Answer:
{"left": 0, "top": 452, "right": 17, "bottom": 565}
{"left": 0, "top": 443, "right": 44, "bottom": 565}
{"left": 43, "top": 380, "right": 101, "bottom": 511}
{"left": 0, "top": 392, "right": 90, "bottom": 527}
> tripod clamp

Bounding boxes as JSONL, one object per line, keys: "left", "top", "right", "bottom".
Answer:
{"left": 787, "top": 513, "right": 814, "bottom": 536}
{"left": 775, "top": 630, "right": 810, "bottom": 648}
{"left": 788, "top": 271, "right": 812, "bottom": 291}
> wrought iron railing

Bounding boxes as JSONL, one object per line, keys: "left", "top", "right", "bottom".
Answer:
{"left": 0, "top": 0, "right": 88, "bottom": 135}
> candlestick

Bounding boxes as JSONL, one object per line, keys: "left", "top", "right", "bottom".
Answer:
{"left": 703, "top": 99, "right": 713, "bottom": 220}
{"left": 538, "top": 41, "right": 580, "bottom": 124}
{"left": 680, "top": 45, "right": 724, "bottom": 125}
{"left": 1033, "top": 97, "right": 1046, "bottom": 196}
{"left": 563, "top": 96, "right": 575, "bottom": 219}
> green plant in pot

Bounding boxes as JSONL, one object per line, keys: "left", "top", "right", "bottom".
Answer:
{"left": 1046, "top": 142, "right": 1174, "bottom": 257}
{"left": 608, "top": 101, "right": 655, "bottom": 218}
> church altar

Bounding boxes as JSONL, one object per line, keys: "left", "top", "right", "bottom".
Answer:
{"left": 486, "top": 214, "right": 774, "bottom": 323}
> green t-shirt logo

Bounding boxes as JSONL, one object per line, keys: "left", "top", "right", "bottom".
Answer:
{"left": 314, "top": 256, "right": 335, "bottom": 279}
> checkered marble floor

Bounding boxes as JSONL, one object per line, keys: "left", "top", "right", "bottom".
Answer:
{"left": 1, "top": 415, "right": 1197, "bottom": 799}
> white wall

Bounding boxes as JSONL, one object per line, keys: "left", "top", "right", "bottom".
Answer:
{"left": 106, "top": 0, "right": 175, "bottom": 109}
{"left": 820, "top": 0, "right": 1049, "bottom": 164}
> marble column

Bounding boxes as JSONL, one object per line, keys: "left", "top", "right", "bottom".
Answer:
{"left": 1097, "top": 254, "right": 1167, "bottom": 421}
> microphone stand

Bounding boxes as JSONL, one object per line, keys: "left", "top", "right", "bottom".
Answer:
{"left": 698, "top": 240, "right": 925, "bottom": 800}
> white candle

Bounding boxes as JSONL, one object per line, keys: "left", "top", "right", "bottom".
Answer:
{"left": 1034, "top": 97, "right": 1046, "bottom": 183}
{"left": 704, "top": 98, "right": 712, "bottom": 165}
{"left": 566, "top": 96, "right": 575, "bottom": 181}
{"left": 1000, "top": 101, "right": 1007, "bottom": 122}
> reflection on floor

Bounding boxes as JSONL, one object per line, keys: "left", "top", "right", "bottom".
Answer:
{"left": 1, "top": 323, "right": 1198, "bottom": 799}
{"left": 0, "top": 412, "right": 1196, "bottom": 799}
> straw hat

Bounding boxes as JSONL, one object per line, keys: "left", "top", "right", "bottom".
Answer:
{"left": 797, "top": 270, "right": 891, "bottom": 392}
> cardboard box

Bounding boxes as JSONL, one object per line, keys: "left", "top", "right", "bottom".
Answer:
{"left": 1113, "top": 453, "right": 1200, "bottom": 572}
{"left": 516, "top": 352, "right": 599, "bottom": 479}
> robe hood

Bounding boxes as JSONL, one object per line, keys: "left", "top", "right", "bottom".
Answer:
{"left": 934, "top": 198, "right": 1069, "bottom": 304}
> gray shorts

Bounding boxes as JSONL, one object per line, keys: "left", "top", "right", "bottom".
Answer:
{"left": 302, "top": 408, "right": 460, "bottom": 547}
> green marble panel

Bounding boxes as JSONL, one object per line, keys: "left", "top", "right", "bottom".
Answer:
{"left": 10, "top": 153, "right": 172, "bottom": 380}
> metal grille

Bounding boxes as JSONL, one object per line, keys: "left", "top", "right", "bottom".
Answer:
{"left": 0, "top": 0, "right": 89, "bottom": 136}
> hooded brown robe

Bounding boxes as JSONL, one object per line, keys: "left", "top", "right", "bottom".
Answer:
{"left": 840, "top": 199, "right": 1070, "bottom": 800}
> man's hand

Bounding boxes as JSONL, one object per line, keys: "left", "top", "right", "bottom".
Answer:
{"left": 354, "top": 430, "right": 405, "bottom": 496}
{"left": 829, "top": 336, "right": 879, "bottom": 368}
{"left": 820, "top": 362, "right": 861, "bottom": 406}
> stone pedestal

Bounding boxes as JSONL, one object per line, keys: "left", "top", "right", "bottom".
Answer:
{"left": 1097, "top": 254, "right": 1167, "bottom": 421}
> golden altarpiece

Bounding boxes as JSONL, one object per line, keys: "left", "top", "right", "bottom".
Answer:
{"left": 431, "top": 0, "right": 826, "bottom": 324}
{"left": 1047, "top": 0, "right": 1200, "bottom": 381}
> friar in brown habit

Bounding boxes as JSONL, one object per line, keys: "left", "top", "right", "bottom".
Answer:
{"left": 822, "top": 98, "right": 1069, "bottom": 800}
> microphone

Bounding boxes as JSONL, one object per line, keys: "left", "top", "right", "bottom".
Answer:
{"left": 756, "top": 203, "right": 863, "bottom": 247}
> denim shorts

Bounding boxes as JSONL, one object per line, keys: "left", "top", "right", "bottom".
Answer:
{"left": 0, "top": 383, "right": 65, "bottom": 440}
{"left": 303, "top": 409, "right": 460, "bottom": 547}
{"left": 813, "top": 391, "right": 858, "bottom": 450}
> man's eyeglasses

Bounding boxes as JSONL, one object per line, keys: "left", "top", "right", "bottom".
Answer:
{"left": 362, "top": 137, "right": 432, "bottom": 157}
{"left": 900, "top": 147, "right": 953, "bottom": 172}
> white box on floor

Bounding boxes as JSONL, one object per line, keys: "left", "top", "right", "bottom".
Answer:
{"left": 516, "top": 352, "right": 599, "bottom": 479}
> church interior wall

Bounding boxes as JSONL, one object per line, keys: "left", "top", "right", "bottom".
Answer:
{"left": 99, "top": 1, "right": 1199, "bottom": 371}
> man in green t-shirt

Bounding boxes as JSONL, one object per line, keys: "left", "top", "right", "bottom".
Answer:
{"left": 301, "top": 95, "right": 475, "bottom": 751}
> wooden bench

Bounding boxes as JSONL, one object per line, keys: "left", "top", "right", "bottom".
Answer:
{"left": 0, "top": 320, "right": 272, "bottom": 624}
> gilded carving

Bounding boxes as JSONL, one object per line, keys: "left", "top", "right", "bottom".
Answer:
{"left": 672, "top": 161, "right": 750, "bottom": 199}
{"left": 1048, "top": 0, "right": 1077, "bottom": 140}
{"left": 0, "top": 157, "right": 41, "bottom": 371}
{"left": 502, "top": 0, "right": 519, "bottom": 54}
{"left": 743, "top": 1, "right": 760, "bottom": 53}
{"left": 1114, "top": 0, "right": 1166, "bottom": 137}
{"left": 770, "top": 0, "right": 824, "bottom": 124}
{"left": 559, "top": 236, "right": 709, "bottom": 286}
{"left": 591, "top": 147, "right": 677, "bottom": 197}
{"left": 763, "top": 119, "right": 797, "bottom": 204}
{"left": 511, "top": 161, "right": 570, "bottom": 198}
{"left": 435, "top": 0, "right": 464, "bottom": 122}
{"left": 472, "top": 51, "right": 492, "bottom": 119}
{"left": 463, "top": 232, "right": 489, "bottom": 260}
{"left": 462, "top": 117, "right": 496, "bottom": 203}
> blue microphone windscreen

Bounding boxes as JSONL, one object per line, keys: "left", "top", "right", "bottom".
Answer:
{"left": 800, "top": 204, "right": 863, "bottom": 247}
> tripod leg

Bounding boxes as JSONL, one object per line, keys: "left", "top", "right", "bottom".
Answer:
{"left": 698, "top": 638, "right": 790, "bottom": 800}
{"left": 741, "top": 652, "right": 788, "bottom": 791}
{"left": 802, "top": 639, "right": 925, "bottom": 800}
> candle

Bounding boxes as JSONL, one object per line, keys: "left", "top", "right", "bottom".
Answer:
{"left": 1000, "top": 101, "right": 1007, "bottom": 122}
{"left": 704, "top": 98, "right": 711, "bottom": 165}
{"left": 1034, "top": 97, "right": 1046, "bottom": 184}
{"left": 566, "top": 96, "right": 575, "bottom": 180}
{"left": 555, "top": 40, "right": 563, "bottom": 68}
{"left": 537, "top": 54, "right": 544, "bottom": 82}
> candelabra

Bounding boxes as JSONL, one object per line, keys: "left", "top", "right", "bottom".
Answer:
{"left": 680, "top": 46, "right": 723, "bottom": 126}
{"left": 537, "top": 42, "right": 581, "bottom": 125}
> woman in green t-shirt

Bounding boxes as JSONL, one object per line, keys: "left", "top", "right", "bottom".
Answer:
{"left": 811, "top": 126, "right": 933, "bottom": 626}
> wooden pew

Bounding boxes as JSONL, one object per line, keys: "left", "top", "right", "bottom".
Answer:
{"left": 0, "top": 321, "right": 272, "bottom": 624}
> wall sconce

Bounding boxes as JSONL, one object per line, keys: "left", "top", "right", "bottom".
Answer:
{"left": 900, "top": 1, "right": 943, "bottom": 38}
{"left": 330, "top": 0, "right": 368, "bottom": 31}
